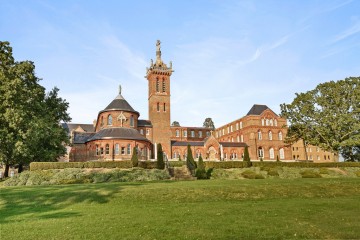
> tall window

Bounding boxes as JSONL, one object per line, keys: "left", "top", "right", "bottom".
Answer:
{"left": 240, "top": 122, "right": 243, "bottom": 129}
{"left": 156, "top": 78, "right": 159, "bottom": 92}
{"left": 130, "top": 115, "right": 134, "bottom": 127}
{"left": 127, "top": 144, "right": 131, "bottom": 155}
{"left": 258, "top": 147, "right": 264, "bottom": 158}
{"left": 261, "top": 119, "right": 264, "bottom": 126}
{"left": 115, "top": 144, "right": 119, "bottom": 155}
{"left": 157, "top": 103, "right": 160, "bottom": 112}
{"left": 241, "top": 135, "right": 244, "bottom": 142}
{"left": 237, "top": 135, "right": 240, "bottom": 142}
{"left": 162, "top": 78, "right": 166, "bottom": 92}
{"left": 183, "top": 130, "right": 187, "bottom": 137}
{"left": 163, "top": 103, "right": 166, "bottom": 112}
{"left": 140, "top": 129, "right": 144, "bottom": 135}
{"left": 236, "top": 123, "right": 239, "bottom": 130}
{"left": 274, "top": 119, "right": 278, "bottom": 126}
{"left": 266, "top": 119, "right": 270, "bottom": 126}
{"left": 268, "top": 131, "right": 272, "bottom": 140}
{"left": 230, "top": 126, "right": 233, "bottom": 132}
{"left": 199, "top": 131, "right": 202, "bottom": 138}
{"left": 96, "top": 145, "right": 99, "bottom": 155}
{"left": 101, "top": 116, "right": 104, "bottom": 127}
{"left": 176, "top": 130, "right": 179, "bottom": 137}
{"left": 100, "top": 147, "right": 104, "bottom": 155}
{"left": 278, "top": 131, "right": 283, "bottom": 140}
{"left": 270, "top": 119, "right": 273, "bottom": 126}
{"left": 206, "top": 131, "right": 210, "bottom": 137}
{"left": 191, "top": 130, "right": 195, "bottom": 137}
{"left": 121, "top": 147, "right": 125, "bottom": 155}
{"left": 269, "top": 148, "right": 274, "bottom": 159}
{"left": 146, "top": 129, "right": 150, "bottom": 135}
{"left": 105, "top": 144, "right": 110, "bottom": 155}
{"left": 108, "top": 115, "right": 112, "bottom": 125}
{"left": 258, "top": 130, "right": 262, "bottom": 140}
{"left": 227, "top": 127, "right": 230, "bottom": 133}
{"left": 279, "top": 148, "right": 285, "bottom": 159}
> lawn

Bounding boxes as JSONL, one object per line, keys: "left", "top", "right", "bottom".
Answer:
{"left": 1, "top": 178, "right": 359, "bottom": 239}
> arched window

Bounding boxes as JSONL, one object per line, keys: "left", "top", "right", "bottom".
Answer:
{"left": 163, "top": 103, "right": 166, "bottom": 112}
{"left": 258, "top": 147, "right": 264, "bottom": 158}
{"left": 237, "top": 135, "right": 240, "bottom": 142}
{"left": 268, "top": 131, "right": 272, "bottom": 140}
{"left": 162, "top": 78, "right": 166, "bottom": 92}
{"left": 278, "top": 131, "right": 283, "bottom": 141}
{"left": 196, "top": 150, "right": 201, "bottom": 158}
{"left": 115, "top": 144, "right": 119, "bottom": 155}
{"left": 96, "top": 145, "right": 99, "bottom": 155}
{"left": 279, "top": 148, "right": 285, "bottom": 159}
{"left": 274, "top": 119, "right": 278, "bottom": 126}
{"left": 127, "top": 144, "right": 131, "bottom": 155}
{"left": 157, "top": 102, "right": 160, "bottom": 112}
{"left": 105, "top": 144, "right": 110, "bottom": 155}
{"left": 258, "top": 130, "right": 262, "bottom": 140}
{"left": 269, "top": 148, "right": 274, "bottom": 159}
{"left": 241, "top": 135, "right": 244, "bottom": 142}
{"left": 156, "top": 78, "right": 159, "bottom": 92}
{"left": 266, "top": 119, "right": 270, "bottom": 126}
{"left": 176, "top": 130, "right": 179, "bottom": 137}
{"left": 107, "top": 115, "right": 112, "bottom": 126}
{"left": 270, "top": 119, "right": 273, "bottom": 126}
{"left": 130, "top": 116, "right": 134, "bottom": 127}
{"left": 261, "top": 119, "right": 265, "bottom": 126}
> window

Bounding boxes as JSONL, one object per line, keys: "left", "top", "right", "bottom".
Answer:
{"left": 227, "top": 127, "right": 230, "bottom": 134}
{"left": 269, "top": 148, "right": 275, "bottom": 159}
{"left": 236, "top": 123, "right": 239, "bottom": 130}
{"left": 278, "top": 132, "right": 283, "bottom": 141}
{"left": 191, "top": 130, "right": 195, "bottom": 137}
{"left": 121, "top": 147, "right": 125, "bottom": 155}
{"left": 176, "top": 130, "right": 179, "bottom": 137}
{"left": 270, "top": 119, "right": 273, "bottom": 126}
{"left": 107, "top": 115, "right": 112, "bottom": 125}
{"left": 199, "top": 131, "right": 202, "bottom": 138}
{"left": 183, "top": 130, "right": 187, "bottom": 137}
{"left": 146, "top": 129, "right": 150, "bottom": 135}
{"left": 237, "top": 135, "right": 240, "bottom": 142}
{"left": 130, "top": 115, "right": 134, "bottom": 127}
{"left": 258, "top": 147, "right": 264, "bottom": 158}
{"left": 127, "top": 144, "right": 131, "bottom": 155}
{"left": 115, "top": 144, "right": 119, "bottom": 155}
{"left": 162, "top": 79, "right": 166, "bottom": 92}
{"left": 100, "top": 147, "right": 104, "bottom": 155}
{"left": 241, "top": 135, "right": 244, "bottom": 142}
{"left": 268, "top": 131, "right": 272, "bottom": 140}
{"left": 258, "top": 130, "right": 262, "bottom": 140}
{"left": 240, "top": 122, "right": 243, "bottom": 129}
{"left": 279, "top": 148, "right": 285, "bottom": 159}
{"left": 105, "top": 144, "right": 110, "bottom": 155}
{"left": 261, "top": 119, "right": 264, "bottom": 126}
{"left": 274, "top": 119, "right": 278, "bottom": 126}
{"left": 157, "top": 103, "right": 160, "bottom": 112}
{"left": 140, "top": 129, "right": 144, "bottom": 135}
{"left": 230, "top": 125, "right": 233, "bottom": 132}
{"left": 101, "top": 116, "right": 104, "bottom": 127}
{"left": 317, "top": 155, "right": 320, "bottom": 160}
{"left": 173, "top": 152, "right": 178, "bottom": 159}
{"left": 196, "top": 150, "right": 201, "bottom": 158}
{"left": 163, "top": 103, "right": 166, "bottom": 112}
{"left": 231, "top": 137, "right": 234, "bottom": 142}
{"left": 266, "top": 119, "right": 270, "bottom": 126}
{"left": 222, "top": 129, "right": 225, "bottom": 135}
{"left": 206, "top": 131, "right": 210, "bottom": 137}
{"left": 96, "top": 145, "right": 99, "bottom": 155}
{"left": 156, "top": 78, "right": 159, "bottom": 92}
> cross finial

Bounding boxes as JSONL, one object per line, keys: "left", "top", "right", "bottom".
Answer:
{"left": 119, "top": 85, "right": 122, "bottom": 95}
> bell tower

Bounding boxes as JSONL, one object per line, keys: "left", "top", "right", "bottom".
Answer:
{"left": 146, "top": 40, "right": 173, "bottom": 156}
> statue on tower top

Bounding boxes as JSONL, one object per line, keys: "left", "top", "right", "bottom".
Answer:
{"left": 156, "top": 40, "right": 161, "bottom": 52}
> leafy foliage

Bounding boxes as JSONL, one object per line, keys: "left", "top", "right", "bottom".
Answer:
{"left": 156, "top": 144, "right": 165, "bottom": 169}
{"left": 243, "top": 146, "right": 251, "bottom": 167}
{"left": 0, "top": 41, "right": 70, "bottom": 177}
{"left": 186, "top": 144, "right": 197, "bottom": 175}
{"left": 203, "top": 117, "right": 215, "bottom": 130}
{"left": 171, "top": 121, "right": 180, "bottom": 127}
{"left": 195, "top": 155, "right": 212, "bottom": 179}
{"left": 131, "top": 147, "right": 138, "bottom": 167}
{"left": 281, "top": 77, "right": 360, "bottom": 161}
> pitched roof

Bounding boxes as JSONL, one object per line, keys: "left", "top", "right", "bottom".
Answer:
{"left": 87, "top": 127, "right": 149, "bottom": 142}
{"left": 246, "top": 104, "right": 278, "bottom": 116}
{"left": 171, "top": 141, "right": 204, "bottom": 147}
{"left": 100, "top": 94, "right": 139, "bottom": 115}
{"left": 138, "top": 119, "right": 152, "bottom": 127}
{"left": 220, "top": 142, "right": 247, "bottom": 148}
{"left": 62, "top": 123, "right": 95, "bottom": 133}
{"left": 73, "top": 132, "right": 96, "bottom": 144}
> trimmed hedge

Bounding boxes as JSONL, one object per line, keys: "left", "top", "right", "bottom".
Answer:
{"left": 30, "top": 161, "right": 132, "bottom": 171}
{"left": 252, "top": 162, "right": 360, "bottom": 168}
{"left": 204, "top": 161, "right": 249, "bottom": 169}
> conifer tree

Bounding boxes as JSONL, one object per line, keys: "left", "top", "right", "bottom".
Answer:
{"left": 156, "top": 144, "right": 165, "bottom": 169}
{"left": 131, "top": 147, "right": 138, "bottom": 167}
{"left": 195, "top": 155, "right": 207, "bottom": 179}
{"left": 186, "top": 144, "right": 197, "bottom": 175}
{"left": 243, "top": 146, "right": 251, "bottom": 167}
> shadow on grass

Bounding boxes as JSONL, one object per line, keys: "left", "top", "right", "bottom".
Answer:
{"left": 0, "top": 182, "right": 143, "bottom": 224}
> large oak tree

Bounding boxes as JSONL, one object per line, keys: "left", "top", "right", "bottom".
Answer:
{"left": 0, "top": 41, "right": 71, "bottom": 177}
{"left": 280, "top": 77, "right": 360, "bottom": 161}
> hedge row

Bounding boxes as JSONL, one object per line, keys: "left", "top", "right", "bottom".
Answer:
{"left": 30, "top": 161, "right": 133, "bottom": 171}
{"left": 29, "top": 160, "right": 360, "bottom": 171}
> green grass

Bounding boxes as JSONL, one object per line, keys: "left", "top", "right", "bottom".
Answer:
{"left": 1, "top": 178, "right": 359, "bottom": 239}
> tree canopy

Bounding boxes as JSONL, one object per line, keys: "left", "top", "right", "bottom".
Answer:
{"left": 203, "top": 117, "right": 215, "bottom": 130}
{"left": 0, "top": 41, "right": 71, "bottom": 176}
{"left": 280, "top": 77, "right": 360, "bottom": 161}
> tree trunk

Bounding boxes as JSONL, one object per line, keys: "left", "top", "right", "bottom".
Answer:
{"left": 4, "top": 164, "right": 10, "bottom": 178}
{"left": 18, "top": 164, "right": 23, "bottom": 173}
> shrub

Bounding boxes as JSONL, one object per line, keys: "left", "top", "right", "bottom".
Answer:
{"left": 319, "top": 168, "right": 329, "bottom": 174}
{"left": 241, "top": 170, "right": 256, "bottom": 179}
{"left": 156, "top": 144, "right": 165, "bottom": 170}
{"left": 30, "top": 161, "right": 132, "bottom": 170}
{"left": 300, "top": 169, "right": 322, "bottom": 178}
{"left": 169, "top": 161, "right": 185, "bottom": 167}
{"left": 243, "top": 146, "right": 251, "bottom": 167}
{"left": 205, "top": 161, "right": 248, "bottom": 169}
{"left": 138, "top": 161, "right": 157, "bottom": 169}
{"left": 131, "top": 147, "right": 139, "bottom": 167}
{"left": 267, "top": 168, "right": 279, "bottom": 177}
{"left": 195, "top": 156, "right": 209, "bottom": 179}
{"left": 186, "top": 145, "right": 197, "bottom": 175}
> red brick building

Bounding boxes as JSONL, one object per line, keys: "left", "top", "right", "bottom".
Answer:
{"left": 65, "top": 41, "right": 337, "bottom": 162}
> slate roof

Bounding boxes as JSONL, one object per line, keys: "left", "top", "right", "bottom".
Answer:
{"left": 73, "top": 132, "right": 96, "bottom": 144}
{"left": 62, "top": 123, "right": 95, "bottom": 133}
{"left": 220, "top": 142, "right": 247, "bottom": 148}
{"left": 171, "top": 141, "right": 204, "bottom": 147}
{"left": 100, "top": 94, "right": 139, "bottom": 115}
{"left": 87, "top": 128, "right": 149, "bottom": 142}
{"left": 138, "top": 119, "right": 152, "bottom": 127}
{"left": 246, "top": 104, "right": 278, "bottom": 116}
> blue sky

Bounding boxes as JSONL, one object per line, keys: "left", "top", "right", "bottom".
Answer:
{"left": 1, "top": 0, "right": 359, "bottom": 127}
